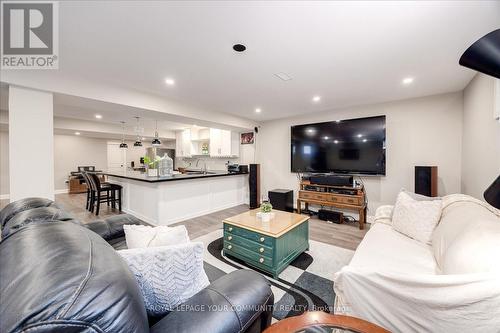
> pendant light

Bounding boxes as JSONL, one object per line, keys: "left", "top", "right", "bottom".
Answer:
{"left": 133, "top": 116, "right": 143, "bottom": 147}
{"left": 459, "top": 29, "right": 500, "bottom": 79}
{"left": 119, "top": 121, "right": 128, "bottom": 149}
{"left": 152, "top": 120, "right": 161, "bottom": 146}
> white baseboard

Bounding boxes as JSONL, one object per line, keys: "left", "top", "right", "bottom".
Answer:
{"left": 0, "top": 194, "right": 9, "bottom": 200}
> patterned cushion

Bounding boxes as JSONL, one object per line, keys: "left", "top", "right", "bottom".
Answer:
{"left": 118, "top": 242, "right": 209, "bottom": 316}
{"left": 392, "top": 191, "right": 442, "bottom": 245}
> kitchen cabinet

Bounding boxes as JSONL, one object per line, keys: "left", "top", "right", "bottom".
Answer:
{"left": 210, "top": 128, "right": 236, "bottom": 157}
{"left": 175, "top": 129, "right": 192, "bottom": 157}
{"left": 176, "top": 128, "right": 239, "bottom": 158}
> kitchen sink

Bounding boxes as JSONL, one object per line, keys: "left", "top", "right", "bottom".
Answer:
{"left": 184, "top": 171, "right": 216, "bottom": 175}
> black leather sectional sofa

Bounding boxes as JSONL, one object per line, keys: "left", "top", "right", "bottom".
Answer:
{"left": 0, "top": 198, "right": 274, "bottom": 333}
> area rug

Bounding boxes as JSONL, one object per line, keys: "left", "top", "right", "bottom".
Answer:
{"left": 193, "top": 230, "right": 354, "bottom": 320}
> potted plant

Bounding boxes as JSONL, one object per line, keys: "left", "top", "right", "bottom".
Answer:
{"left": 143, "top": 155, "right": 161, "bottom": 177}
{"left": 260, "top": 201, "right": 273, "bottom": 222}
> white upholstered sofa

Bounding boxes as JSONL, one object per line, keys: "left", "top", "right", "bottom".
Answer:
{"left": 333, "top": 194, "right": 500, "bottom": 332}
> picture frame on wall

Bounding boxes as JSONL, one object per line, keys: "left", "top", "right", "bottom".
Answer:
{"left": 241, "top": 132, "right": 254, "bottom": 144}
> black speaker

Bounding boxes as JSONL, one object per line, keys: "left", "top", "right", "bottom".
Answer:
{"left": 268, "top": 189, "right": 293, "bottom": 212}
{"left": 415, "top": 166, "right": 438, "bottom": 197}
{"left": 249, "top": 164, "right": 260, "bottom": 209}
{"left": 318, "top": 209, "right": 343, "bottom": 224}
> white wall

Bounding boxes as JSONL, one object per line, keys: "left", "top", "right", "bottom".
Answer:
{"left": 0, "top": 131, "right": 9, "bottom": 196}
{"left": 9, "top": 86, "right": 54, "bottom": 201}
{"left": 54, "top": 134, "right": 108, "bottom": 191}
{"left": 461, "top": 74, "right": 500, "bottom": 199}
{"left": 256, "top": 92, "right": 464, "bottom": 214}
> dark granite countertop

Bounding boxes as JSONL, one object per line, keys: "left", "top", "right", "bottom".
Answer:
{"left": 103, "top": 170, "right": 248, "bottom": 183}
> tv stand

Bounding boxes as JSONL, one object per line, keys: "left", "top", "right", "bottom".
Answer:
{"left": 297, "top": 180, "right": 367, "bottom": 229}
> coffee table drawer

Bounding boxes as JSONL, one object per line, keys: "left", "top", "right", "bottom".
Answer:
{"left": 224, "top": 233, "right": 273, "bottom": 257}
{"left": 224, "top": 223, "right": 274, "bottom": 247}
{"left": 224, "top": 241, "right": 273, "bottom": 268}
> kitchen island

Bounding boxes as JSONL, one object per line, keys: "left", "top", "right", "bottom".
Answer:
{"left": 104, "top": 170, "right": 249, "bottom": 225}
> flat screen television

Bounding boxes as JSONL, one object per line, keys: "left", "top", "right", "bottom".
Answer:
{"left": 291, "top": 115, "right": 386, "bottom": 175}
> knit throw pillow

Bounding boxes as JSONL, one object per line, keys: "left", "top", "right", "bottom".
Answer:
{"left": 118, "top": 242, "right": 209, "bottom": 315}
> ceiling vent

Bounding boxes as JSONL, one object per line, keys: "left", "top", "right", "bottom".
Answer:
{"left": 274, "top": 72, "right": 292, "bottom": 81}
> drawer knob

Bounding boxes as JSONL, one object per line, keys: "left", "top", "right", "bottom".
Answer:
{"left": 228, "top": 227, "right": 233, "bottom": 232}
{"left": 259, "top": 247, "right": 264, "bottom": 253}
{"left": 228, "top": 236, "right": 232, "bottom": 241}
{"left": 259, "top": 258, "right": 264, "bottom": 263}
{"left": 227, "top": 245, "right": 232, "bottom": 250}
{"left": 260, "top": 237, "right": 265, "bottom": 242}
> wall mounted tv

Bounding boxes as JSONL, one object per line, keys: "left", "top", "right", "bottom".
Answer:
{"left": 291, "top": 115, "right": 386, "bottom": 175}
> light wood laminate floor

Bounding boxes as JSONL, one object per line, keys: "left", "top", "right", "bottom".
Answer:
{"left": 1, "top": 193, "right": 368, "bottom": 250}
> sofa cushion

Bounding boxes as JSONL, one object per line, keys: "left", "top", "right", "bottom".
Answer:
{"left": 392, "top": 191, "right": 442, "bottom": 245}
{"left": 0, "top": 221, "right": 149, "bottom": 333}
{"left": 86, "top": 214, "right": 146, "bottom": 241}
{"left": 432, "top": 199, "right": 498, "bottom": 269}
{"left": 441, "top": 218, "right": 500, "bottom": 274}
{"left": 124, "top": 224, "right": 190, "bottom": 248}
{"left": 349, "top": 223, "right": 438, "bottom": 275}
{"left": 118, "top": 242, "right": 209, "bottom": 316}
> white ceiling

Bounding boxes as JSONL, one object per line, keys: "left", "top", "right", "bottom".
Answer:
{"left": 14, "top": 1, "right": 500, "bottom": 121}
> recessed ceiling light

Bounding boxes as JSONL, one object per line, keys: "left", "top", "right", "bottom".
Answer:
{"left": 307, "top": 129, "right": 314, "bottom": 133}
{"left": 255, "top": 108, "right": 262, "bottom": 113}
{"left": 165, "top": 78, "right": 175, "bottom": 86}
{"left": 335, "top": 120, "right": 341, "bottom": 123}
{"left": 75, "top": 132, "right": 80, "bottom": 135}
{"left": 334, "top": 140, "right": 339, "bottom": 144}
{"left": 363, "top": 138, "right": 367, "bottom": 142}
{"left": 357, "top": 134, "right": 363, "bottom": 138}
{"left": 233, "top": 44, "right": 246, "bottom": 52}
{"left": 324, "top": 136, "right": 329, "bottom": 140}
{"left": 95, "top": 114, "right": 102, "bottom": 119}
{"left": 402, "top": 77, "right": 414, "bottom": 85}
{"left": 312, "top": 96, "right": 321, "bottom": 103}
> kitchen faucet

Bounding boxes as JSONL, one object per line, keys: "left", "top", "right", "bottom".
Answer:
{"left": 195, "top": 159, "right": 207, "bottom": 174}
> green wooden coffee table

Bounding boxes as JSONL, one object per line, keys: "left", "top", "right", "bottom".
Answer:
{"left": 223, "top": 209, "right": 309, "bottom": 278}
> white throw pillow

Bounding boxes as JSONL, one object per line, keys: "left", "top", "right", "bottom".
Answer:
{"left": 118, "top": 242, "right": 210, "bottom": 315}
{"left": 392, "top": 191, "right": 442, "bottom": 245}
{"left": 441, "top": 219, "right": 500, "bottom": 274}
{"left": 124, "top": 224, "right": 189, "bottom": 248}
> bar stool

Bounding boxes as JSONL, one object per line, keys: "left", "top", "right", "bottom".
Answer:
{"left": 87, "top": 173, "right": 122, "bottom": 216}
{"left": 81, "top": 172, "right": 92, "bottom": 211}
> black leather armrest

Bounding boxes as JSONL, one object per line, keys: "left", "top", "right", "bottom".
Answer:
{"left": 1, "top": 206, "right": 78, "bottom": 239}
{"left": 0, "top": 197, "right": 59, "bottom": 229}
{"left": 86, "top": 214, "right": 148, "bottom": 241}
{"left": 150, "top": 270, "right": 274, "bottom": 333}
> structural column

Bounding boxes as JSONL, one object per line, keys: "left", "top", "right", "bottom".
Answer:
{"left": 8, "top": 86, "right": 54, "bottom": 201}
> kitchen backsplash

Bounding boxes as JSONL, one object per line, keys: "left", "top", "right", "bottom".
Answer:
{"left": 176, "top": 156, "right": 239, "bottom": 171}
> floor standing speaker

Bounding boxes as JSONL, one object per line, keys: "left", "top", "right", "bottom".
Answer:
{"left": 415, "top": 166, "right": 438, "bottom": 197}
{"left": 268, "top": 189, "right": 294, "bottom": 212}
{"left": 249, "top": 164, "right": 260, "bottom": 209}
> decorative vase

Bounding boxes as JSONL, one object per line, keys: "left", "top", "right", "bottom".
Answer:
{"left": 148, "top": 168, "right": 158, "bottom": 177}
{"left": 261, "top": 212, "right": 272, "bottom": 222}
